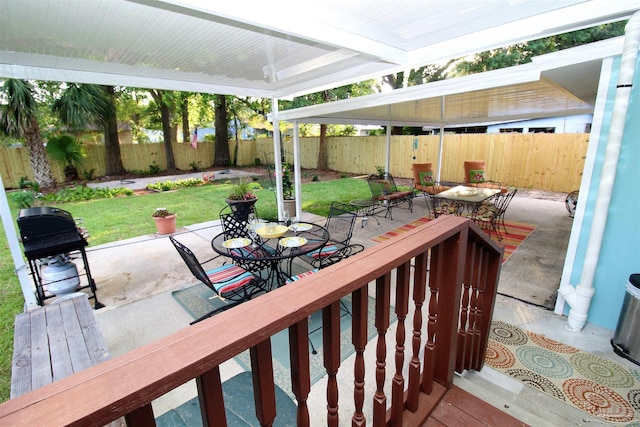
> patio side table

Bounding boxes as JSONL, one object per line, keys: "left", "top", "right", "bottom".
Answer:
{"left": 349, "top": 199, "right": 381, "bottom": 227}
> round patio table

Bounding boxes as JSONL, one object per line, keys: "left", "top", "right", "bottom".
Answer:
{"left": 349, "top": 198, "right": 381, "bottom": 227}
{"left": 211, "top": 222, "right": 329, "bottom": 290}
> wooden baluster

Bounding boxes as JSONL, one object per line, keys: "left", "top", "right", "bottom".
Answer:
{"left": 472, "top": 250, "right": 490, "bottom": 370}
{"left": 431, "top": 230, "right": 466, "bottom": 387}
{"left": 323, "top": 301, "right": 341, "bottom": 427}
{"left": 249, "top": 339, "right": 276, "bottom": 427}
{"left": 421, "top": 244, "right": 441, "bottom": 394}
{"left": 196, "top": 366, "right": 227, "bottom": 426}
{"left": 468, "top": 248, "right": 483, "bottom": 371}
{"left": 289, "top": 320, "right": 311, "bottom": 427}
{"left": 456, "top": 242, "right": 474, "bottom": 373}
{"left": 390, "top": 261, "right": 410, "bottom": 427}
{"left": 373, "top": 273, "right": 391, "bottom": 427}
{"left": 351, "top": 286, "right": 368, "bottom": 427}
{"left": 475, "top": 248, "right": 502, "bottom": 371}
{"left": 407, "top": 252, "right": 428, "bottom": 412}
{"left": 124, "top": 403, "right": 155, "bottom": 427}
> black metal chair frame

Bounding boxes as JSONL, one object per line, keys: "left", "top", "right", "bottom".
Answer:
{"left": 299, "top": 202, "right": 363, "bottom": 269}
{"left": 170, "top": 236, "right": 266, "bottom": 324}
{"left": 493, "top": 188, "right": 517, "bottom": 239}
{"left": 367, "top": 174, "right": 413, "bottom": 220}
{"left": 219, "top": 211, "right": 276, "bottom": 275}
{"left": 468, "top": 188, "right": 517, "bottom": 240}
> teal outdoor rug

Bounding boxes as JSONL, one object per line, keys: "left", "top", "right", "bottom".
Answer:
{"left": 172, "top": 284, "right": 394, "bottom": 397}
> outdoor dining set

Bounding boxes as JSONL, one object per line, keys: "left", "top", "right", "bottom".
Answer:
{"left": 172, "top": 160, "right": 516, "bottom": 324}
{"left": 171, "top": 201, "right": 365, "bottom": 324}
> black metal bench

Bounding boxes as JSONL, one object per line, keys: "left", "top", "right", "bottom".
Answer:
{"left": 366, "top": 173, "right": 413, "bottom": 220}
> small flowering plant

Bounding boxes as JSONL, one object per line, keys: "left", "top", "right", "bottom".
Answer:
{"left": 282, "top": 162, "right": 294, "bottom": 199}
{"left": 152, "top": 207, "right": 174, "bottom": 218}
{"left": 227, "top": 181, "right": 256, "bottom": 201}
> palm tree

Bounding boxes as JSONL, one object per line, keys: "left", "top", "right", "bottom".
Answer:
{"left": 0, "top": 79, "right": 55, "bottom": 188}
{"left": 46, "top": 134, "right": 86, "bottom": 181}
{"left": 53, "top": 84, "right": 125, "bottom": 175}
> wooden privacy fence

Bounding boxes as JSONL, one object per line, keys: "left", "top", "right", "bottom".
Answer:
{"left": 0, "top": 133, "right": 588, "bottom": 192}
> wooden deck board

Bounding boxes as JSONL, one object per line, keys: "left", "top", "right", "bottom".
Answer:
{"left": 424, "top": 385, "right": 529, "bottom": 426}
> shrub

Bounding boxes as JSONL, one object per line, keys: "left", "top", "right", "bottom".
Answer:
{"left": 146, "top": 178, "right": 204, "bottom": 192}
{"left": 82, "top": 168, "right": 96, "bottom": 181}
{"left": 10, "top": 190, "right": 36, "bottom": 208}
{"left": 148, "top": 163, "right": 161, "bottom": 175}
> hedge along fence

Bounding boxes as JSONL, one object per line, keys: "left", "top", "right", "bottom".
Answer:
{"left": 0, "top": 133, "right": 589, "bottom": 192}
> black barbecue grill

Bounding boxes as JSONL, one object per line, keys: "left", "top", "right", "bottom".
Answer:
{"left": 17, "top": 207, "right": 102, "bottom": 308}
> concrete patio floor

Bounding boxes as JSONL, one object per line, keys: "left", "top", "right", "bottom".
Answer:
{"left": 80, "top": 179, "right": 633, "bottom": 425}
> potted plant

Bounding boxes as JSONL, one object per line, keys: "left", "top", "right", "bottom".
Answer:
{"left": 152, "top": 207, "right": 176, "bottom": 235}
{"left": 282, "top": 162, "right": 297, "bottom": 218}
{"left": 225, "top": 181, "right": 258, "bottom": 220}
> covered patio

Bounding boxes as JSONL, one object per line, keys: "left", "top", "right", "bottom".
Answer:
{"left": 1, "top": 1, "right": 639, "bottom": 425}
{"left": 7, "top": 177, "right": 628, "bottom": 425}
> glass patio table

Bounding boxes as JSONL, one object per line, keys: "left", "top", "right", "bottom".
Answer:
{"left": 432, "top": 185, "right": 501, "bottom": 215}
{"left": 211, "top": 222, "right": 329, "bottom": 290}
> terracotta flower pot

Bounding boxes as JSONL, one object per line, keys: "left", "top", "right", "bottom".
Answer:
{"left": 153, "top": 214, "right": 177, "bottom": 235}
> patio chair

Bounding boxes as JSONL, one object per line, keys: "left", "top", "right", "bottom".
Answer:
{"left": 412, "top": 163, "right": 445, "bottom": 205}
{"left": 467, "top": 188, "right": 517, "bottom": 240}
{"left": 298, "top": 202, "right": 364, "bottom": 269}
{"left": 219, "top": 212, "right": 276, "bottom": 273}
{"left": 429, "top": 195, "right": 462, "bottom": 218}
{"left": 464, "top": 160, "right": 486, "bottom": 184}
{"left": 493, "top": 187, "right": 517, "bottom": 238}
{"left": 367, "top": 173, "right": 413, "bottom": 220}
{"left": 284, "top": 268, "right": 353, "bottom": 354}
{"left": 170, "top": 236, "right": 266, "bottom": 324}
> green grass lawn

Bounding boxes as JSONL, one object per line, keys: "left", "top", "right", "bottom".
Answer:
{"left": 0, "top": 176, "right": 373, "bottom": 401}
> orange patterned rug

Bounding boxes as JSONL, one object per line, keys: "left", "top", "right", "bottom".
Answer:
{"left": 370, "top": 216, "right": 537, "bottom": 265}
{"left": 486, "top": 321, "right": 640, "bottom": 424}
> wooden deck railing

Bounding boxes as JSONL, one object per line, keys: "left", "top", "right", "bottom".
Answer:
{"left": 0, "top": 216, "right": 503, "bottom": 426}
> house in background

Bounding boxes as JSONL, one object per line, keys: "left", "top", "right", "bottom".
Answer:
{"left": 486, "top": 114, "right": 593, "bottom": 133}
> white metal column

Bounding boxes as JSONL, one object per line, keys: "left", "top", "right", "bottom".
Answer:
{"left": 0, "top": 173, "right": 37, "bottom": 308}
{"left": 270, "top": 98, "right": 285, "bottom": 220}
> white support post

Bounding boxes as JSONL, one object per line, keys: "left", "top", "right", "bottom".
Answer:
{"left": 384, "top": 122, "right": 391, "bottom": 176}
{"left": 292, "top": 121, "right": 302, "bottom": 218}
{"left": 0, "top": 173, "right": 37, "bottom": 309}
{"left": 271, "top": 98, "right": 285, "bottom": 220}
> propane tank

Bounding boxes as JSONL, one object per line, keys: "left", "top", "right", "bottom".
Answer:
{"left": 42, "top": 255, "right": 80, "bottom": 296}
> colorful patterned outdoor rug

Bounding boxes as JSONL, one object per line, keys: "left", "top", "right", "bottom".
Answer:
{"left": 485, "top": 321, "right": 640, "bottom": 424}
{"left": 371, "top": 217, "right": 537, "bottom": 265}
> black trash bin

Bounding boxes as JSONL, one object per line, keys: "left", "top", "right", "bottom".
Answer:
{"left": 611, "top": 274, "right": 640, "bottom": 365}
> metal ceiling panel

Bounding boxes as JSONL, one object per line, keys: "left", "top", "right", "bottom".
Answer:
{"left": 0, "top": 0, "right": 636, "bottom": 98}
{"left": 277, "top": 39, "right": 620, "bottom": 127}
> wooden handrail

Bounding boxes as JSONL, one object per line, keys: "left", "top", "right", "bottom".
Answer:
{"left": 0, "top": 216, "right": 503, "bottom": 426}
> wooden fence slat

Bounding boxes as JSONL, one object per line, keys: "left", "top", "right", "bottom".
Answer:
{"left": 1, "top": 134, "right": 588, "bottom": 191}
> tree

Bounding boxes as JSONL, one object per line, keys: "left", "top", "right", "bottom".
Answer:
{"left": 213, "top": 94, "right": 231, "bottom": 167}
{"left": 45, "top": 134, "right": 86, "bottom": 181}
{"left": 455, "top": 22, "right": 626, "bottom": 74}
{"left": 53, "top": 84, "right": 125, "bottom": 175}
{"left": 149, "top": 89, "right": 177, "bottom": 173}
{"left": 280, "top": 82, "right": 375, "bottom": 169}
{"left": 0, "top": 79, "right": 55, "bottom": 188}
{"left": 381, "top": 61, "right": 455, "bottom": 134}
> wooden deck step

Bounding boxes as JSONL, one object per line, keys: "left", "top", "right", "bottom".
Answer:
{"left": 423, "top": 385, "right": 529, "bottom": 426}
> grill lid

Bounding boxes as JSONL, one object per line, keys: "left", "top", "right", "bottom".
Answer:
{"left": 17, "top": 207, "right": 78, "bottom": 242}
